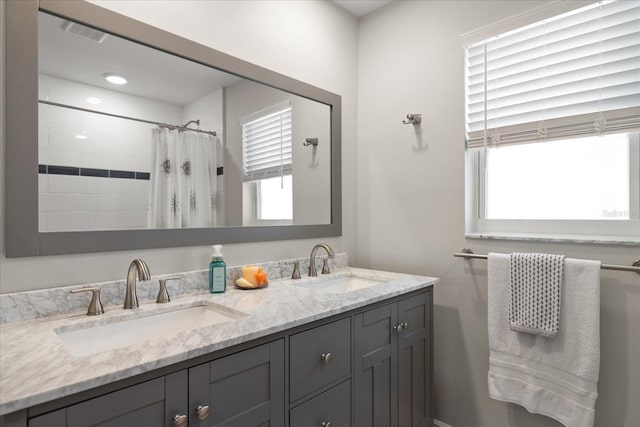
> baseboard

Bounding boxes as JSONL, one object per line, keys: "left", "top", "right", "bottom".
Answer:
{"left": 434, "top": 419, "right": 454, "bottom": 427}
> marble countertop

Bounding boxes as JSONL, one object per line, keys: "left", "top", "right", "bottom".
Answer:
{"left": 0, "top": 267, "right": 438, "bottom": 415}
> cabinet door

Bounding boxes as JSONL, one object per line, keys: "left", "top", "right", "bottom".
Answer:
{"left": 189, "top": 340, "right": 285, "bottom": 427}
{"left": 353, "top": 302, "right": 397, "bottom": 427}
{"left": 28, "top": 373, "right": 187, "bottom": 427}
{"left": 398, "top": 292, "right": 432, "bottom": 427}
{"left": 30, "top": 377, "right": 165, "bottom": 427}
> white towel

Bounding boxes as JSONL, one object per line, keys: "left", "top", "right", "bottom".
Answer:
{"left": 488, "top": 253, "right": 601, "bottom": 427}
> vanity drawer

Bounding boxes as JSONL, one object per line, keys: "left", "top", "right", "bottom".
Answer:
{"left": 290, "top": 317, "right": 351, "bottom": 402}
{"left": 290, "top": 380, "right": 351, "bottom": 426}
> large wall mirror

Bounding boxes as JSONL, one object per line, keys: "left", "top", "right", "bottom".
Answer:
{"left": 5, "top": 0, "right": 341, "bottom": 257}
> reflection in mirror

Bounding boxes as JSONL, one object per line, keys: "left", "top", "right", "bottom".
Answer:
{"left": 37, "top": 11, "right": 331, "bottom": 232}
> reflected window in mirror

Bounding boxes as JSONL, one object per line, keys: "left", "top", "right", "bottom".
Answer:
{"left": 258, "top": 176, "right": 293, "bottom": 222}
{"left": 241, "top": 102, "right": 293, "bottom": 226}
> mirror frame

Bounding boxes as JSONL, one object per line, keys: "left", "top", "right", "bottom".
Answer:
{"left": 5, "top": 0, "right": 342, "bottom": 257}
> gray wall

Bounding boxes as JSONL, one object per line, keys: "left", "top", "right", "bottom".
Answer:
{"left": 355, "top": 1, "right": 639, "bottom": 426}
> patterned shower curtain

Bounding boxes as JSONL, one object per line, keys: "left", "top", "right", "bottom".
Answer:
{"left": 148, "top": 128, "right": 218, "bottom": 228}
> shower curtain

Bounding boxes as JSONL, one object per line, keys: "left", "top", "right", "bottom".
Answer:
{"left": 148, "top": 128, "right": 219, "bottom": 228}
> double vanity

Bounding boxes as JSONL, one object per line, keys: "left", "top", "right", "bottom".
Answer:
{"left": 0, "top": 254, "right": 437, "bottom": 427}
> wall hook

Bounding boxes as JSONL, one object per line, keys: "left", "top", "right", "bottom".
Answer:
{"left": 303, "top": 137, "right": 319, "bottom": 147}
{"left": 402, "top": 114, "right": 422, "bottom": 125}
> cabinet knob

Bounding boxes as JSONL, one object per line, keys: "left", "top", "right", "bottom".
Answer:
{"left": 321, "top": 422, "right": 332, "bottom": 427}
{"left": 196, "top": 405, "right": 210, "bottom": 421}
{"left": 173, "top": 414, "right": 187, "bottom": 427}
{"left": 394, "top": 322, "right": 409, "bottom": 333}
{"left": 321, "top": 352, "right": 333, "bottom": 364}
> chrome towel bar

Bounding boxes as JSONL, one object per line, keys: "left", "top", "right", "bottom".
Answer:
{"left": 454, "top": 248, "right": 640, "bottom": 274}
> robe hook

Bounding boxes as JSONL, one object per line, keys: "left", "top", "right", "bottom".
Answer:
{"left": 402, "top": 114, "right": 422, "bottom": 125}
{"left": 303, "top": 137, "right": 319, "bottom": 147}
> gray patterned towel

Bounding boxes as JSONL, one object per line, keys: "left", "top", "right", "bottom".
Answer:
{"left": 509, "top": 252, "right": 565, "bottom": 337}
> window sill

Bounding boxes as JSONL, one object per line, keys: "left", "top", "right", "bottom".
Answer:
{"left": 466, "top": 232, "right": 640, "bottom": 246}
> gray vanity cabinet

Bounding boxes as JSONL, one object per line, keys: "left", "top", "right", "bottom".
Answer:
{"left": 188, "top": 339, "right": 285, "bottom": 427}
{"left": 27, "top": 341, "right": 283, "bottom": 427}
{"left": 353, "top": 291, "right": 432, "bottom": 427}
{"left": 13, "top": 289, "right": 433, "bottom": 427}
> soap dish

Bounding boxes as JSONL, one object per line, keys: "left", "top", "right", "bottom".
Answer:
{"left": 234, "top": 282, "right": 268, "bottom": 290}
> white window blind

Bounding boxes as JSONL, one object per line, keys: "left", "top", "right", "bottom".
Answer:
{"left": 242, "top": 105, "right": 292, "bottom": 182}
{"left": 465, "top": 0, "right": 640, "bottom": 149}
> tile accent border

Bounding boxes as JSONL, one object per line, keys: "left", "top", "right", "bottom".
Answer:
{"left": 39, "top": 164, "right": 224, "bottom": 181}
{"left": 0, "top": 253, "right": 348, "bottom": 324}
{"left": 39, "top": 164, "right": 151, "bottom": 180}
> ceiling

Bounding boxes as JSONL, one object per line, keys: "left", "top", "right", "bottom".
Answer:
{"left": 39, "top": 12, "right": 241, "bottom": 106}
{"left": 38, "top": 2, "right": 393, "bottom": 107}
{"left": 334, "top": 0, "right": 393, "bottom": 17}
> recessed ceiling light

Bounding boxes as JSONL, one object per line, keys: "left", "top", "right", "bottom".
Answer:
{"left": 85, "top": 96, "right": 102, "bottom": 104}
{"left": 103, "top": 73, "right": 128, "bottom": 85}
{"left": 75, "top": 134, "right": 88, "bottom": 140}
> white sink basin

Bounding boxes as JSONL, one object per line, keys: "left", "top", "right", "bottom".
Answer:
{"left": 297, "top": 275, "right": 388, "bottom": 293}
{"left": 57, "top": 304, "right": 247, "bottom": 357}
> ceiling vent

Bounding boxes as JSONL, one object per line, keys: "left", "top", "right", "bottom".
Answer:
{"left": 61, "top": 20, "right": 108, "bottom": 43}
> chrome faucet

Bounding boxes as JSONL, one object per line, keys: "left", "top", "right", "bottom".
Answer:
{"left": 309, "top": 243, "right": 335, "bottom": 277}
{"left": 124, "top": 259, "right": 150, "bottom": 309}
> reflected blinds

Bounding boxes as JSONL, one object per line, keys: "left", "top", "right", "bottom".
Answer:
{"left": 242, "top": 106, "right": 292, "bottom": 181}
{"left": 465, "top": 0, "right": 640, "bottom": 149}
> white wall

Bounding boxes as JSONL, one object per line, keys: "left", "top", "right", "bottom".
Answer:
{"left": 0, "top": 0, "right": 358, "bottom": 293}
{"left": 357, "top": 1, "right": 639, "bottom": 426}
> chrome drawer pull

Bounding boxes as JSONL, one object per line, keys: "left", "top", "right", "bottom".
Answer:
{"left": 173, "top": 414, "right": 187, "bottom": 427}
{"left": 321, "top": 352, "right": 333, "bottom": 364}
{"left": 196, "top": 405, "right": 210, "bottom": 420}
{"left": 394, "top": 322, "right": 409, "bottom": 333}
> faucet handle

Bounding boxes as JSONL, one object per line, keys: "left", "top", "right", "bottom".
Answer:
{"left": 70, "top": 287, "right": 104, "bottom": 316}
{"left": 321, "top": 258, "right": 331, "bottom": 275}
{"left": 157, "top": 276, "right": 183, "bottom": 304}
{"left": 291, "top": 261, "right": 301, "bottom": 280}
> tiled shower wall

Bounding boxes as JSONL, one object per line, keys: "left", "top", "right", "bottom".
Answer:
{"left": 38, "top": 75, "right": 184, "bottom": 231}
{"left": 39, "top": 102, "right": 158, "bottom": 231}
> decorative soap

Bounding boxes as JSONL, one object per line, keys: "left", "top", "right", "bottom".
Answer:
{"left": 235, "top": 265, "right": 269, "bottom": 289}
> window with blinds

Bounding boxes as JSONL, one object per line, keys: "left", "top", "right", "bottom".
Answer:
{"left": 242, "top": 105, "right": 292, "bottom": 182}
{"left": 464, "top": 0, "right": 640, "bottom": 243}
{"left": 465, "top": 0, "right": 640, "bottom": 149}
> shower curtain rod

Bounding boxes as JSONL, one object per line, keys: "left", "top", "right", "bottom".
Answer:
{"left": 39, "top": 100, "right": 217, "bottom": 137}
{"left": 453, "top": 249, "right": 640, "bottom": 274}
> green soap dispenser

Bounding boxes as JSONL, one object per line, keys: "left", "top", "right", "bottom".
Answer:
{"left": 209, "top": 245, "right": 226, "bottom": 293}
